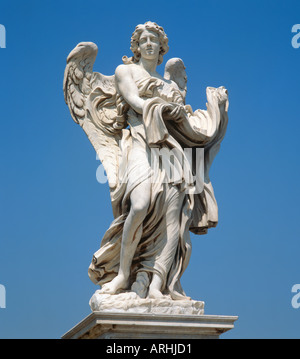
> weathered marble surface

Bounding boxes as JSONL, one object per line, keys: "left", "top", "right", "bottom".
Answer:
{"left": 89, "top": 290, "right": 204, "bottom": 315}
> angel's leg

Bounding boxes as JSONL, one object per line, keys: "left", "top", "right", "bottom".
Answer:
{"left": 148, "top": 187, "right": 183, "bottom": 299}
{"left": 100, "top": 181, "right": 150, "bottom": 294}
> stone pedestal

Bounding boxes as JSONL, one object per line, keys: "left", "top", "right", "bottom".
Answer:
{"left": 62, "top": 311, "right": 238, "bottom": 339}
{"left": 62, "top": 292, "right": 238, "bottom": 339}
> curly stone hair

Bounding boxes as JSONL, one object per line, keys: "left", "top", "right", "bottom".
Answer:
{"left": 122, "top": 21, "right": 169, "bottom": 66}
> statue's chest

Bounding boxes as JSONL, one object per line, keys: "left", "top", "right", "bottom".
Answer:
{"left": 137, "top": 76, "right": 183, "bottom": 104}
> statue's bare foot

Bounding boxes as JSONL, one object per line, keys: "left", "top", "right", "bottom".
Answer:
{"left": 148, "top": 287, "right": 164, "bottom": 299}
{"left": 100, "top": 274, "right": 129, "bottom": 294}
{"left": 148, "top": 273, "right": 164, "bottom": 299}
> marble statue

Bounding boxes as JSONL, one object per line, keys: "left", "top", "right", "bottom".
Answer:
{"left": 63, "top": 21, "right": 228, "bottom": 308}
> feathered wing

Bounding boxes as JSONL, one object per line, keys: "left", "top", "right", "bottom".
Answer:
{"left": 164, "top": 57, "right": 187, "bottom": 102}
{"left": 63, "top": 42, "right": 97, "bottom": 124}
{"left": 164, "top": 58, "right": 229, "bottom": 234}
{"left": 63, "top": 42, "right": 124, "bottom": 190}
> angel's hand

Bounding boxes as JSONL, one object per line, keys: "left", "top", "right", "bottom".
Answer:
{"left": 163, "top": 103, "right": 186, "bottom": 123}
{"left": 113, "top": 94, "right": 130, "bottom": 130}
{"left": 116, "top": 94, "right": 130, "bottom": 116}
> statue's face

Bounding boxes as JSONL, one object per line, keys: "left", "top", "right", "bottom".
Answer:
{"left": 138, "top": 29, "right": 160, "bottom": 62}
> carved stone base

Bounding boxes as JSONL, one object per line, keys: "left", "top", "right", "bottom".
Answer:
{"left": 89, "top": 290, "right": 204, "bottom": 315}
{"left": 62, "top": 311, "right": 238, "bottom": 339}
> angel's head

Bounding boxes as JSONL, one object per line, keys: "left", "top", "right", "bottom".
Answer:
{"left": 123, "top": 21, "right": 169, "bottom": 66}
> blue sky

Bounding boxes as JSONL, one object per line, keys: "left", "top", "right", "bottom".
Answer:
{"left": 0, "top": 0, "right": 299, "bottom": 338}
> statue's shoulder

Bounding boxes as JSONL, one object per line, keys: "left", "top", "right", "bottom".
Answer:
{"left": 115, "top": 63, "right": 135, "bottom": 79}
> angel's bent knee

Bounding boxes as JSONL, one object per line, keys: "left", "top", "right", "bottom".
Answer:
{"left": 130, "top": 199, "right": 150, "bottom": 220}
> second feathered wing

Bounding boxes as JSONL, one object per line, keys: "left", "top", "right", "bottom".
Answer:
{"left": 164, "top": 58, "right": 229, "bottom": 235}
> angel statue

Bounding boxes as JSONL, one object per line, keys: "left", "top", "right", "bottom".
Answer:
{"left": 63, "top": 21, "right": 228, "bottom": 302}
